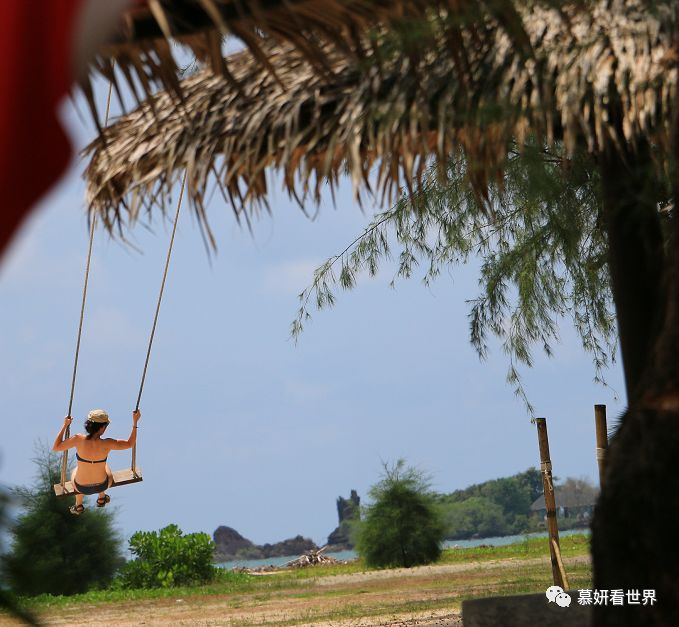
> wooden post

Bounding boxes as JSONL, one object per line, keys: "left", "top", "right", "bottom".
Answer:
{"left": 535, "top": 418, "right": 565, "bottom": 588}
{"left": 551, "top": 538, "right": 570, "bottom": 590}
{"left": 594, "top": 404, "right": 608, "bottom": 488}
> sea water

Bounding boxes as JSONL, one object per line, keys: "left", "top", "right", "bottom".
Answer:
{"left": 215, "top": 528, "right": 589, "bottom": 570}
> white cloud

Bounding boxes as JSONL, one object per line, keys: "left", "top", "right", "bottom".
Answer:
{"left": 260, "top": 259, "right": 321, "bottom": 294}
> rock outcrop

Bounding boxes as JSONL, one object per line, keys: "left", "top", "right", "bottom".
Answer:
{"left": 326, "top": 489, "right": 360, "bottom": 551}
{"left": 213, "top": 526, "right": 318, "bottom": 562}
{"left": 257, "top": 535, "right": 318, "bottom": 559}
{"left": 213, "top": 526, "right": 256, "bottom": 559}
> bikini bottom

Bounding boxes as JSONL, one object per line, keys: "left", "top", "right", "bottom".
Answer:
{"left": 74, "top": 477, "right": 110, "bottom": 495}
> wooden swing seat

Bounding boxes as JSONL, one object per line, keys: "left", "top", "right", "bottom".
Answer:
{"left": 53, "top": 468, "right": 143, "bottom": 497}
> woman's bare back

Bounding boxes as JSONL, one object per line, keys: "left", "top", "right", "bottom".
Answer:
{"left": 73, "top": 435, "right": 114, "bottom": 484}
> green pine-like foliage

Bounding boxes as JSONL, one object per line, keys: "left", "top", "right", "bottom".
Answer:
{"left": 0, "top": 485, "right": 38, "bottom": 624}
{"left": 292, "top": 140, "right": 626, "bottom": 414}
{"left": 3, "top": 449, "right": 123, "bottom": 597}
{"left": 357, "top": 461, "right": 445, "bottom": 568}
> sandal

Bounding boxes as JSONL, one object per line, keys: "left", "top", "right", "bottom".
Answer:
{"left": 70, "top": 504, "right": 85, "bottom": 515}
{"left": 96, "top": 495, "right": 111, "bottom": 508}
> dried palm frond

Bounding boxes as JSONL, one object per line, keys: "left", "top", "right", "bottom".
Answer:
{"left": 85, "top": 0, "right": 447, "bottom": 123}
{"left": 84, "top": 0, "right": 679, "bottom": 236}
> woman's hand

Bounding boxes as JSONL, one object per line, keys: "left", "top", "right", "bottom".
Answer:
{"left": 53, "top": 416, "right": 74, "bottom": 451}
{"left": 132, "top": 410, "right": 141, "bottom": 424}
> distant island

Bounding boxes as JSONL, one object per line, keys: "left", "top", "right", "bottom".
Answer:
{"left": 213, "top": 490, "right": 361, "bottom": 561}
{"left": 434, "top": 469, "right": 597, "bottom": 540}
{"left": 213, "top": 527, "right": 318, "bottom": 562}
{"left": 213, "top": 471, "right": 597, "bottom": 560}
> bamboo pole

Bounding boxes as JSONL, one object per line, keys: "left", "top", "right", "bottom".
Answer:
{"left": 594, "top": 404, "right": 608, "bottom": 488}
{"left": 551, "top": 538, "right": 570, "bottom": 589}
{"left": 535, "top": 418, "right": 565, "bottom": 588}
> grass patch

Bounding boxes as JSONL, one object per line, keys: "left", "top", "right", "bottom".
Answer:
{"left": 20, "top": 535, "right": 591, "bottom": 608}
{"left": 438, "top": 533, "right": 590, "bottom": 564}
{"left": 271, "top": 534, "right": 590, "bottom": 584}
{"left": 21, "top": 570, "right": 255, "bottom": 609}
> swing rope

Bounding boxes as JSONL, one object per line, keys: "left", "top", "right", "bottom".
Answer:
{"left": 60, "top": 216, "right": 97, "bottom": 487}
{"left": 59, "top": 79, "right": 114, "bottom": 487}
{"left": 59, "top": 76, "right": 187, "bottom": 487}
{"left": 131, "top": 171, "right": 186, "bottom": 475}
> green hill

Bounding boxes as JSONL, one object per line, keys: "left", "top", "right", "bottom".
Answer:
{"left": 434, "top": 469, "right": 594, "bottom": 540}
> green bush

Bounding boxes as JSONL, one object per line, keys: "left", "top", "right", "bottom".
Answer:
{"left": 357, "top": 460, "right": 445, "bottom": 568}
{"left": 3, "top": 448, "right": 123, "bottom": 596}
{"left": 115, "top": 524, "right": 217, "bottom": 589}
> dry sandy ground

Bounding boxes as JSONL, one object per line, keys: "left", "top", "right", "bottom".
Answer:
{"left": 1, "top": 555, "right": 589, "bottom": 627}
{"left": 26, "top": 606, "right": 462, "bottom": 627}
{"left": 311, "top": 556, "right": 574, "bottom": 586}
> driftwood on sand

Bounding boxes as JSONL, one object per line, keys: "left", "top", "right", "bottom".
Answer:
{"left": 233, "top": 546, "right": 348, "bottom": 574}
{"left": 285, "top": 546, "right": 342, "bottom": 568}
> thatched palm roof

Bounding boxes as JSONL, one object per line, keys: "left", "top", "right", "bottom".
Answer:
{"left": 85, "top": 1, "right": 679, "bottom": 232}
{"left": 88, "top": 0, "right": 444, "bottom": 118}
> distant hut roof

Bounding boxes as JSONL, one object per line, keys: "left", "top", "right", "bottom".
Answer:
{"left": 84, "top": 1, "right": 679, "bottom": 234}
{"left": 531, "top": 482, "right": 599, "bottom": 511}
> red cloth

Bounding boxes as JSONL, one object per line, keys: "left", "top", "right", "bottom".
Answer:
{"left": 0, "top": 1, "right": 83, "bottom": 259}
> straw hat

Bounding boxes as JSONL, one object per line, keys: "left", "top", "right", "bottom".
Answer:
{"left": 87, "top": 409, "right": 110, "bottom": 424}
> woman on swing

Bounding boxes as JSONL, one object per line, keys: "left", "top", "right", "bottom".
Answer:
{"left": 53, "top": 408, "right": 140, "bottom": 515}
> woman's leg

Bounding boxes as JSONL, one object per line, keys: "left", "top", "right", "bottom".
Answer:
{"left": 97, "top": 464, "right": 113, "bottom": 505}
{"left": 70, "top": 469, "right": 84, "bottom": 508}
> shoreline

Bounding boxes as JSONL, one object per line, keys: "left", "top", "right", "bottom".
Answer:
{"left": 215, "top": 527, "right": 591, "bottom": 571}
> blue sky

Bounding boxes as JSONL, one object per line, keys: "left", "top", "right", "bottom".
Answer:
{"left": 0, "top": 82, "right": 626, "bottom": 548}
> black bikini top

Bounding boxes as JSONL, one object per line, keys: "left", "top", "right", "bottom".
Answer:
{"left": 76, "top": 453, "right": 108, "bottom": 464}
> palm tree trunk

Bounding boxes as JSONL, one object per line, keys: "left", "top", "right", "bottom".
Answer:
{"left": 591, "top": 143, "right": 679, "bottom": 625}
{"left": 598, "top": 141, "right": 665, "bottom": 404}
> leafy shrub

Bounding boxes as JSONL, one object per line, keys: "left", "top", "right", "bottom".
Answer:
{"left": 3, "top": 448, "right": 123, "bottom": 596}
{"left": 115, "top": 524, "right": 217, "bottom": 589}
{"left": 357, "top": 460, "right": 445, "bottom": 568}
